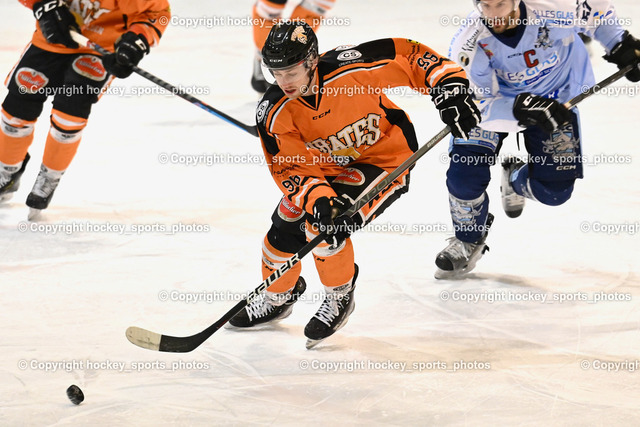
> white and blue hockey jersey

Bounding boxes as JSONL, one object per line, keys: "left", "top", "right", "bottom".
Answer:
{"left": 449, "top": 0, "right": 627, "bottom": 132}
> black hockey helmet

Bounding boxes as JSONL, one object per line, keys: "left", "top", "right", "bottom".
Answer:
{"left": 262, "top": 20, "right": 318, "bottom": 70}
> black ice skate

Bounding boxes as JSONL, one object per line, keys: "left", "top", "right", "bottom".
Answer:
{"left": 251, "top": 55, "right": 270, "bottom": 93}
{"left": 0, "top": 153, "right": 30, "bottom": 203}
{"left": 500, "top": 156, "right": 526, "bottom": 218}
{"left": 228, "top": 277, "right": 306, "bottom": 328}
{"left": 434, "top": 213, "right": 494, "bottom": 280}
{"left": 304, "top": 265, "right": 358, "bottom": 349}
{"left": 26, "top": 164, "right": 64, "bottom": 220}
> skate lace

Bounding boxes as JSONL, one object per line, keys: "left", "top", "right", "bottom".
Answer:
{"left": 503, "top": 188, "right": 524, "bottom": 208}
{"left": 443, "top": 237, "right": 476, "bottom": 262}
{"left": 0, "top": 170, "right": 11, "bottom": 187}
{"left": 314, "top": 294, "right": 347, "bottom": 327}
{"left": 32, "top": 172, "right": 60, "bottom": 198}
{"left": 245, "top": 295, "right": 276, "bottom": 321}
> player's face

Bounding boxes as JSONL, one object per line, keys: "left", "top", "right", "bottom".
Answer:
{"left": 272, "top": 62, "right": 314, "bottom": 99}
{"left": 477, "top": 0, "right": 519, "bottom": 33}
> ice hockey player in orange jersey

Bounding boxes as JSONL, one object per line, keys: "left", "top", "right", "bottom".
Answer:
{"left": 0, "top": 0, "right": 170, "bottom": 219}
{"left": 251, "top": 0, "right": 336, "bottom": 92}
{"left": 229, "top": 21, "right": 481, "bottom": 348}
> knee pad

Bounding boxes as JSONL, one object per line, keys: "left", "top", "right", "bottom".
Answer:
{"left": 265, "top": 223, "right": 306, "bottom": 255}
{"left": 2, "top": 92, "right": 46, "bottom": 122}
{"left": 254, "top": 0, "right": 286, "bottom": 20}
{"left": 530, "top": 179, "right": 575, "bottom": 206}
{"left": 446, "top": 144, "right": 493, "bottom": 200}
{"left": 299, "top": 0, "right": 335, "bottom": 15}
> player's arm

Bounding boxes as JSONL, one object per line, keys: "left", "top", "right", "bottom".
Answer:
{"left": 22, "top": 0, "right": 81, "bottom": 49}
{"left": 569, "top": 0, "right": 640, "bottom": 81}
{"left": 258, "top": 119, "right": 336, "bottom": 214}
{"left": 344, "top": 38, "right": 480, "bottom": 139}
{"left": 103, "top": 0, "right": 171, "bottom": 78}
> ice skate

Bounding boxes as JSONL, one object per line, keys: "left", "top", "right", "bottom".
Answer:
{"left": 228, "top": 277, "right": 306, "bottom": 328}
{"left": 501, "top": 156, "right": 526, "bottom": 218}
{"left": 26, "top": 164, "right": 64, "bottom": 220}
{"left": 435, "top": 213, "right": 494, "bottom": 279}
{"left": 304, "top": 265, "right": 358, "bottom": 349}
{"left": 251, "top": 54, "right": 270, "bottom": 93}
{"left": 0, "top": 153, "right": 30, "bottom": 204}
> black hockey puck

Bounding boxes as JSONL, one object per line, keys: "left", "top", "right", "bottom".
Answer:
{"left": 66, "top": 385, "right": 84, "bottom": 405}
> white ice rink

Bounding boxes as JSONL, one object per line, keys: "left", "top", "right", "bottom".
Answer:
{"left": 1, "top": 0, "right": 639, "bottom": 425}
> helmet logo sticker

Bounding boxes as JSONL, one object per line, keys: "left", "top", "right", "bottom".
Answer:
{"left": 291, "top": 26, "right": 308, "bottom": 44}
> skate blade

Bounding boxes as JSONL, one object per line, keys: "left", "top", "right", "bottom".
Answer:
{"left": 434, "top": 245, "right": 489, "bottom": 280}
{"left": 304, "top": 305, "right": 355, "bottom": 350}
{"left": 0, "top": 193, "right": 14, "bottom": 204}
{"left": 27, "top": 208, "right": 43, "bottom": 221}
{"left": 305, "top": 338, "right": 324, "bottom": 349}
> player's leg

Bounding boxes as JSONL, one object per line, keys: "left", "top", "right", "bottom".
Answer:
{"left": 435, "top": 130, "right": 506, "bottom": 279}
{"left": 229, "top": 197, "right": 308, "bottom": 327}
{"left": 290, "top": 0, "right": 336, "bottom": 31}
{"left": 304, "top": 163, "right": 410, "bottom": 345}
{"left": 0, "top": 45, "right": 60, "bottom": 202}
{"left": 26, "top": 54, "right": 112, "bottom": 214}
{"left": 502, "top": 110, "right": 582, "bottom": 209}
{"left": 251, "top": 0, "right": 287, "bottom": 92}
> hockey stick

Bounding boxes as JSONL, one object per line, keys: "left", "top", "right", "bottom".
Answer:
{"left": 126, "top": 125, "right": 450, "bottom": 352}
{"left": 70, "top": 32, "right": 259, "bottom": 137}
{"left": 125, "top": 67, "right": 633, "bottom": 353}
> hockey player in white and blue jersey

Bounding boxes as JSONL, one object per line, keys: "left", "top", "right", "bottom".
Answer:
{"left": 434, "top": 0, "right": 640, "bottom": 279}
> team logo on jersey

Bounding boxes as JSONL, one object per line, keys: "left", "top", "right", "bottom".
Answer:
{"left": 256, "top": 100, "right": 270, "bottom": 124}
{"left": 291, "top": 26, "right": 308, "bottom": 44}
{"left": 305, "top": 113, "right": 382, "bottom": 163}
{"left": 277, "top": 197, "right": 305, "bottom": 222}
{"left": 543, "top": 124, "right": 579, "bottom": 165}
{"left": 333, "top": 168, "right": 365, "bottom": 186}
{"left": 68, "top": 0, "right": 110, "bottom": 25}
{"left": 479, "top": 43, "right": 494, "bottom": 59}
{"left": 337, "top": 50, "right": 362, "bottom": 62}
{"left": 72, "top": 55, "right": 107, "bottom": 81}
{"left": 534, "top": 27, "right": 552, "bottom": 50}
{"left": 15, "top": 68, "right": 49, "bottom": 93}
{"left": 496, "top": 51, "right": 559, "bottom": 87}
{"left": 335, "top": 45, "right": 356, "bottom": 51}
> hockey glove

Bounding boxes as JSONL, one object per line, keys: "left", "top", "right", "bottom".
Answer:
{"left": 312, "top": 196, "right": 355, "bottom": 247}
{"left": 512, "top": 93, "right": 571, "bottom": 133}
{"left": 33, "top": 0, "right": 80, "bottom": 49}
{"left": 432, "top": 81, "right": 481, "bottom": 140}
{"left": 604, "top": 31, "right": 640, "bottom": 82}
{"left": 102, "top": 32, "right": 150, "bottom": 78}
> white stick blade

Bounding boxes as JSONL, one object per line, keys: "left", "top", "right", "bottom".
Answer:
{"left": 126, "top": 326, "right": 161, "bottom": 351}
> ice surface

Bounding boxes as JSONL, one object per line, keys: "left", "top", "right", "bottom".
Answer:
{"left": 1, "top": 0, "right": 639, "bottom": 425}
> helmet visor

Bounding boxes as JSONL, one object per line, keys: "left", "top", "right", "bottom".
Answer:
{"left": 262, "top": 60, "right": 311, "bottom": 86}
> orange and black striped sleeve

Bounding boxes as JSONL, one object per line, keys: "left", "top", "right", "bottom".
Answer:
{"left": 119, "top": 0, "right": 171, "bottom": 47}
{"left": 257, "top": 94, "right": 337, "bottom": 213}
{"left": 324, "top": 38, "right": 468, "bottom": 95}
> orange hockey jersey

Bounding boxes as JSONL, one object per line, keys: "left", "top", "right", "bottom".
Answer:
{"left": 256, "top": 38, "right": 468, "bottom": 214}
{"left": 19, "top": 0, "right": 170, "bottom": 54}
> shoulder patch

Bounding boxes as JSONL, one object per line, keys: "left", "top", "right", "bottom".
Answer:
{"left": 256, "top": 100, "right": 270, "bottom": 125}
{"left": 336, "top": 49, "right": 362, "bottom": 62}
